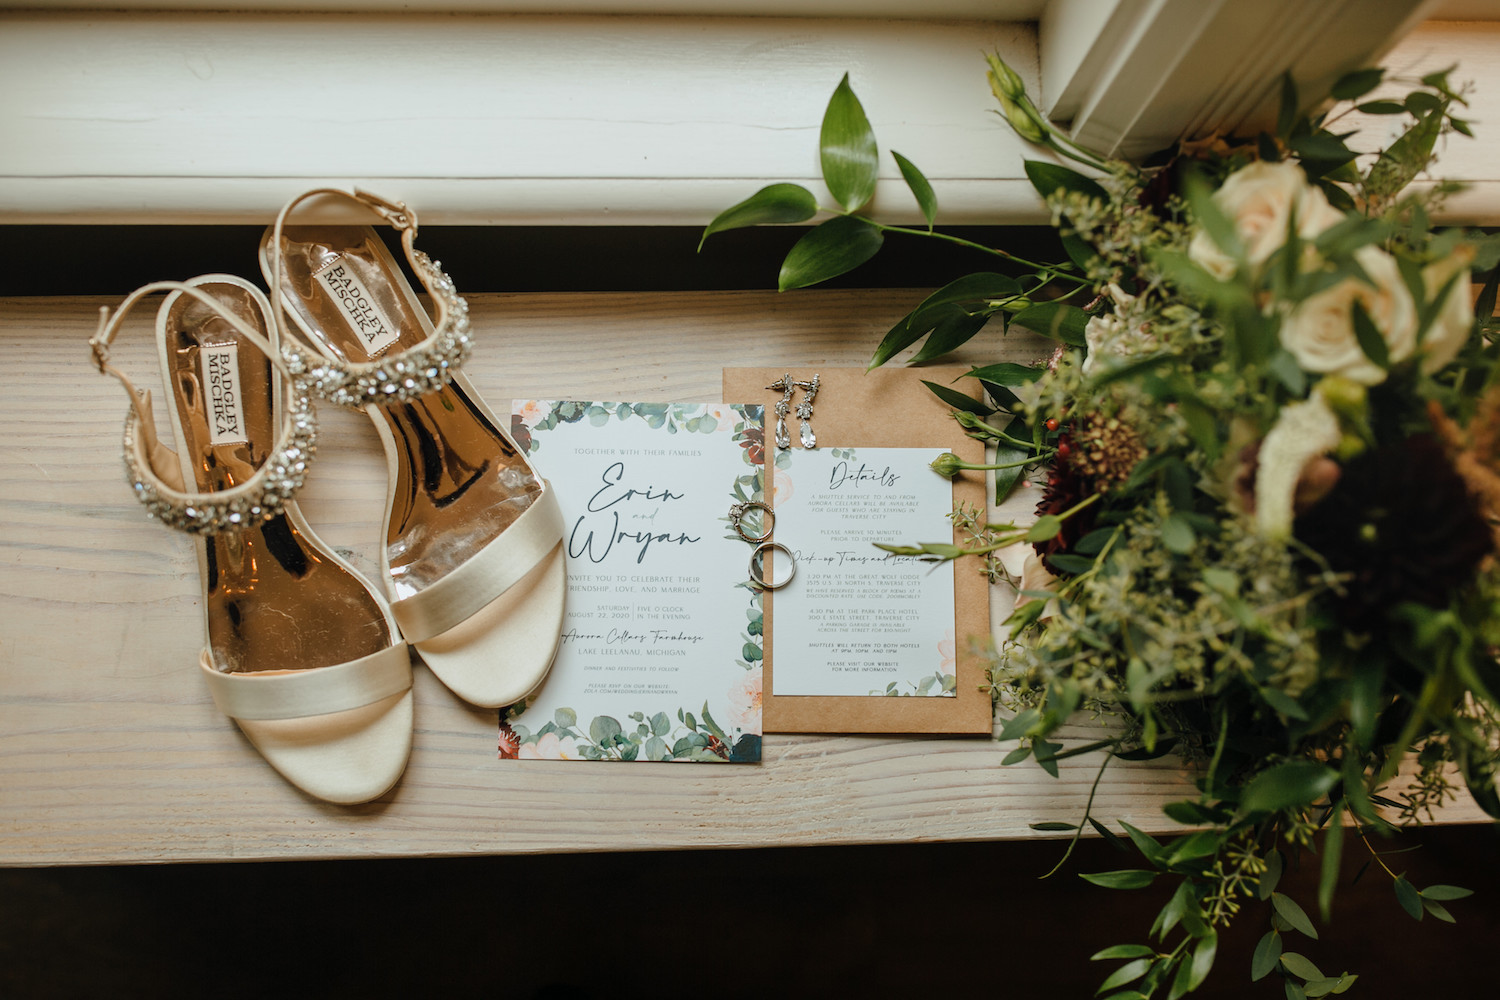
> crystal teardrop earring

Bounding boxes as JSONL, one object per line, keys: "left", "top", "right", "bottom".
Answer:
{"left": 794, "top": 373, "right": 820, "bottom": 449}
{"left": 766, "top": 374, "right": 797, "bottom": 450}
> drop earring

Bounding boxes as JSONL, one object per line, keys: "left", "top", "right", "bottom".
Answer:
{"left": 794, "top": 373, "right": 820, "bottom": 450}
{"left": 767, "top": 374, "right": 796, "bottom": 450}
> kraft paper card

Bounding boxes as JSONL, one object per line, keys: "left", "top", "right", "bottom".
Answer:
{"left": 722, "top": 367, "right": 992, "bottom": 735}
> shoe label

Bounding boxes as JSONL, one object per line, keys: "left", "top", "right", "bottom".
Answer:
{"left": 200, "top": 342, "right": 249, "bottom": 446}
{"left": 313, "top": 257, "right": 403, "bottom": 357}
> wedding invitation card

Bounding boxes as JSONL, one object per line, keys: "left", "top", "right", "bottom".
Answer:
{"left": 500, "top": 401, "right": 764, "bottom": 763}
{"left": 769, "top": 446, "right": 958, "bottom": 697}
{"left": 723, "top": 368, "right": 993, "bottom": 735}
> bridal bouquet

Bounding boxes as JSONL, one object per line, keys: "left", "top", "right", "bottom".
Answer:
{"left": 702, "top": 56, "right": 1500, "bottom": 997}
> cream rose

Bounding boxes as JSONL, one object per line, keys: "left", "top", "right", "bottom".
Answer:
{"left": 1279, "top": 246, "right": 1417, "bottom": 385}
{"left": 1419, "top": 247, "right": 1476, "bottom": 374}
{"left": 1187, "top": 161, "right": 1344, "bottom": 280}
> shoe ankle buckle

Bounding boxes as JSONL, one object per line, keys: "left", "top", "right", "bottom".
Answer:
{"left": 354, "top": 188, "right": 415, "bottom": 231}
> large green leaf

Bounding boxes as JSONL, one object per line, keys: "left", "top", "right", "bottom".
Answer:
{"left": 1010, "top": 301, "right": 1089, "bottom": 346}
{"left": 1024, "top": 159, "right": 1107, "bottom": 202}
{"left": 892, "top": 150, "right": 937, "bottom": 229}
{"left": 778, "top": 215, "right": 884, "bottom": 291}
{"left": 909, "top": 311, "right": 991, "bottom": 363}
{"left": 1238, "top": 760, "right": 1338, "bottom": 816}
{"left": 921, "top": 380, "right": 991, "bottom": 414}
{"left": 699, "top": 183, "right": 818, "bottom": 249}
{"left": 966, "top": 362, "right": 1044, "bottom": 386}
{"left": 820, "top": 73, "right": 879, "bottom": 213}
{"left": 867, "top": 272, "right": 1019, "bottom": 368}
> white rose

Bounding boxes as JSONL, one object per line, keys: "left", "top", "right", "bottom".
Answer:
{"left": 1187, "top": 161, "right": 1344, "bottom": 280}
{"left": 1419, "top": 247, "right": 1476, "bottom": 374}
{"left": 1279, "top": 246, "right": 1417, "bottom": 386}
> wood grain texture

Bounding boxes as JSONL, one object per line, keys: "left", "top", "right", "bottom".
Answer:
{"left": 0, "top": 289, "right": 1487, "bottom": 866}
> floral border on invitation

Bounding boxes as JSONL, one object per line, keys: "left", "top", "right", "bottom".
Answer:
{"left": 500, "top": 401, "right": 765, "bottom": 763}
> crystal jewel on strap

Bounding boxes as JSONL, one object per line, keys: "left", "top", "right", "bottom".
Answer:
{"left": 281, "top": 249, "right": 473, "bottom": 409}
{"left": 121, "top": 388, "right": 317, "bottom": 535}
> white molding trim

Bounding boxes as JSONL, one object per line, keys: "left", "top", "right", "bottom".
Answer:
{"left": 1039, "top": 0, "right": 1439, "bottom": 158}
{"left": 1, "top": 6, "right": 1495, "bottom": 225}
{"left": 0, "top": 11, "right": 1044, "bottom": 225}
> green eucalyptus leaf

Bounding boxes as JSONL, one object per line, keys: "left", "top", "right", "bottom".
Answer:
{"left": 1027, "top": 515, "right": 1063, "bottom": 542}
{"left": 1356, "top": 99, "right": 1406, "bottom": 114}
{"left": 1097, "top": 958, "right": 1152, "bottom": 993}
{"left": 699, "top": 183, "right": 818, "bottom": 249}
{"left": 1318, "top": 806, "right": 1344, "bottom": 921}
{"left": 1394, "top": 875, "right": 1424, "bottom": 920}
{"left": 1272, "top": 892, "right": 1319, "bottom": 939}
{"left": 1251, "top": 931, "right": 1283, "bottom": 981}
{"left": 1423, "top": 899, "right": 1456, "bottom": 923}
{"left": 1161, "top": 513, "right": 1197, "bottom": 555}
{"left": 554, "top": 707, "right": 577, "bottom": 729}
{"left": 1186, "top": 931, "right": 1217, "bottom": 992}
{"left": 1277, "top": 73, "right": 1299, "bottom": 139}
{"left": 1047, "top": 554, "right": 1096, "bottom": 575}
{"left": 892, "top": 150, "right": 937, "bottom": 229}
{"left": 1001, "top": 745, "right": 1032, "bottom": 765}
{"left": 1287, "top": 981, "right": 1308, "bottom": 1000}
{"left": 1082, "top": 869, "right": 1158, "bottom": 890}
{"left": 1279, "top": 952, "right": 1324, "bottom": 981}
{"left": 1092, "top": 945, "right": 1156, "bottom": 961}
{"left": 1074, "top": 528, "right": 1116, "bottom": 556}
{"left": 1419, "top": 884, "right": 1474, "bottom": 901}
{"left": 820, "top": 73, "right": 879, "bottom": 213}
{"left": 778, "top": 215, "right": 884, "bottom": 291}
{"left": 1260, "top": 848, "right": 1284, "bottom": 900}
{"left": 1330, "top": 68, "right": 1383, "bottom": 101}
{"left": 1238, "top": 760, "right": 1338, "bottom": 816}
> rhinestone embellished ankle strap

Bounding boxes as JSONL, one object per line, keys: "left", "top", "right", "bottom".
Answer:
{"left": 89, "top": 279, "right": 317, "bottom": 535}
{"left": 266, "top": 188, "right": 474, "bottom": 409}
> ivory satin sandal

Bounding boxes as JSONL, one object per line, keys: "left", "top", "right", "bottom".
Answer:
{"left": 260, "top": 189, "right": 566, "bottom": 708}
{"left": 89, "top": 275, "right": 414, "bottom": 804}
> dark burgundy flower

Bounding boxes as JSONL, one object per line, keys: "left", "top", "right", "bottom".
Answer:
{"left": 1295, "top": 434, "right": 1493, "bottom": 628}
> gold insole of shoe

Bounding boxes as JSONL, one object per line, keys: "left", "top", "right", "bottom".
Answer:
{"left": 274, "top": 227, "right": 541, "bottom": 602}
{"left": 164, "top": 283, "right": 391, "bottom": 674}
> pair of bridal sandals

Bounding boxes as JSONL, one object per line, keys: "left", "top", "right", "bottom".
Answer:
{"left": 89, "top": 189, "right": 566, "bottom": 804}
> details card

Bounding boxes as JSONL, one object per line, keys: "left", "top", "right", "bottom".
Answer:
{"left": 770, "top": 447, "right": 957, "bottom": 697}
{"left": 501, "top": 401, "right": 765, "bottom": 763}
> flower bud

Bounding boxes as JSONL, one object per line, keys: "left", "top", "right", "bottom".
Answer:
{"left": 1315, "top": 375, "right": 1368, "bottom": 424}
{"left": 1334, "top": 432, "right": 1366, "bottom": 463}
{"left": 1006, "top": 101, "right": 1048, "bottom": 145}
{"left": 986, "top": 52, "right": 1026, "bottom": 102}
{"left": 930, "top": 452, "right": 966, "bottom": 478}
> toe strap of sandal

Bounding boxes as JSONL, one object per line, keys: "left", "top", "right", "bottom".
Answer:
{"left": 391, "top": 486, "right": 565, "bottom": 644}
{"left": 199, "top": 642, "right": 413, "bottom": 721}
